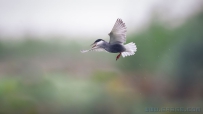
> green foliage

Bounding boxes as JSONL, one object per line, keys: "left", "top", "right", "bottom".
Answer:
{"left": 119, "top": 13, "right": 203, "bottom": 73}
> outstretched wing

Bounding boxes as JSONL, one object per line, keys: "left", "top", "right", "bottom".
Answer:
{"left": 108, "top": 18, "right": 127, "bottom": 44}
{"left": 81, "top": 47, "right": 107, "bottom": 53}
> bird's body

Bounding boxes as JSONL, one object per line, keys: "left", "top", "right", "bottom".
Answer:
{"left": 81, "top": 18, "right": 137, "bottom": 60}
{"left": 97, "top": 40, "right": 126, "bottom": 53}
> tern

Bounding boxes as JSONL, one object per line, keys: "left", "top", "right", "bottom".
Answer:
{"left": 81, "top": 18, "right": 137, "bottom": 60}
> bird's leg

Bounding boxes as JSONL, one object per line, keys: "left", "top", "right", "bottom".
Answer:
{"left": 116, "top": 53, "right": 121, "bottom": 61}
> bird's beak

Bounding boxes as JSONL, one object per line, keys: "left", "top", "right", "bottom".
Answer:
{"left": 91, "top": 43, "right": 96, "bottom": 48}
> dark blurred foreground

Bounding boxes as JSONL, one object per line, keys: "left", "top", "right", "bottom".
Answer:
{"left": 0, "top": 13, "right": 203, "bottom": 114}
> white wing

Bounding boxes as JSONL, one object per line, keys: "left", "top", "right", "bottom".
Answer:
{"left": 109, "top": 18, "right": 127, "bottom": 44}
{"left": 81, "top": 47, "right": 107, "bottom": 53}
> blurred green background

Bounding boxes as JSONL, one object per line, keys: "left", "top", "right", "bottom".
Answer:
{"left": 0, "top": 0, "right": 203, "bottom": 114}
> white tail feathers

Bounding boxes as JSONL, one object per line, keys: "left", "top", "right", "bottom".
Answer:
{"left": 121, "top": 42, "right": 137, "bottom": 58}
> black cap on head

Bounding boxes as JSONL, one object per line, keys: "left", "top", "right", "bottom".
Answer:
{"left": 94, "top": 39, "right": 104, "bottom": 43}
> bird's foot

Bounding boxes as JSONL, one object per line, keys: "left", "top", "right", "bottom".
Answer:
{"left": 116, "top": 53, "right": 121, "bottom": 61}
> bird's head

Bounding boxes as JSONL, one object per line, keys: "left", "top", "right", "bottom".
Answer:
{"left": 91, "top": 39, "right": 105, "bottom": 48}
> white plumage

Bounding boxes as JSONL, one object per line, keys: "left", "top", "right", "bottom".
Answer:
{"left": 122, "top": 42, "right": 137, "bottom": 57}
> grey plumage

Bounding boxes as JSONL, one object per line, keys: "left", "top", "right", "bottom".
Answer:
{"left": 81, "top": 18, "right": 137, "bottom": 60}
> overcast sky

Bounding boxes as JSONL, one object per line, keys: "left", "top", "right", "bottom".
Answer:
{"left": 0, "top": 0, "right": 202, "bottom": 40}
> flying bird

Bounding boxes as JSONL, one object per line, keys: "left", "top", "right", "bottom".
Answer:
{"left": 81, "top": 18, "right": 137, "bottom": 60}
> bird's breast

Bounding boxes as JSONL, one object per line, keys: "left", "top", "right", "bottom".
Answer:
{"left": 107, "top": 44, "right": 126, "bottom": 53}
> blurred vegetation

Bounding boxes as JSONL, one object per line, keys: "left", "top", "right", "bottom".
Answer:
{"left": 0, "top": 12, "right": 203, "bottom": 114}
{"left": 120, "top": 13, "right": 203, "bottom": 72}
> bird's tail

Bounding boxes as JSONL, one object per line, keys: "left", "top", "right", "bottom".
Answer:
{"left": 121, "top": 42, "right": 137, "bottom": 57}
